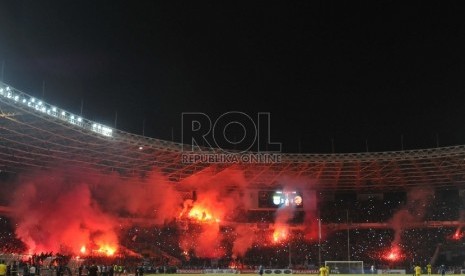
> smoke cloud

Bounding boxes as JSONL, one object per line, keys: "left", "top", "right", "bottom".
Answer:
{"left": 388, "top": 187, "right": 434, "bottom": 246}
{"left": 5, "top": 165, "right": 318, "bottom": 259}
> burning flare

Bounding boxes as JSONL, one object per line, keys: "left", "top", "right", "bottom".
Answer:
{"left": 179, "top": 199, "right": 221, "bottom": 223}
{"left": 382, "top": 246, "right": 404, "bottom": 261}
{"left": 272, "top": 225, "right": 289, "bottom": 243}
{"left": 95, "top": 244, "right": 117, "bottom": 256}
{"left": 188, "top": 206, "right": 219, "bottom": 223}
{"left": 452, "top": 229, "right": 463, "bottom": 240}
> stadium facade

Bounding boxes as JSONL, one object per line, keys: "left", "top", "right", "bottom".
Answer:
{"left": 2, "top": 81, "right": 465, "bottom": 270}
{"left": 1, "top": 81, "right": 465, "bottom": 191}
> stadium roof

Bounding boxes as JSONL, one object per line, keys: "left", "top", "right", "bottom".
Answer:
{"left": 1, "top": 81, "right": 465, "bottom": 191}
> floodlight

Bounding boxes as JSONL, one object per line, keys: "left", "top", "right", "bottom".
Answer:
{"left": 0, "top": 82, "right": 114, "bottom": 138}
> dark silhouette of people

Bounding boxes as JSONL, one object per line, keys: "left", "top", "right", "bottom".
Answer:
{"left": 10, "top": 262, "right": 17, "bottom": 276}
{"left": 88, "top": 263, "right": 98, "bottom": 276}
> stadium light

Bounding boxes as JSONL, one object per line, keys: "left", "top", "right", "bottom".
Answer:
{"left": 0, "top": 82, "right": 113, "bottom": 138}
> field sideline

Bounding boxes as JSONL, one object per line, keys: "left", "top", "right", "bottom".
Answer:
{"left": 144, "top": 274, "right": 446, "bottom": 276}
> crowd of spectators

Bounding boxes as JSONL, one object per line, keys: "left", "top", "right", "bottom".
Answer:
{"left": 0, "top": 217, "right": 26, "bottom": 253}
{"left": 1, "top": 189, "right": 465, "bottom": 272}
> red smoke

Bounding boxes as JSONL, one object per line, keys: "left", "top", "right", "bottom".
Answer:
{"left": 388, "top": 187, "right": 433, "bottom": 253}
{"left": 10, "top": 168, "right": 182, "bottom": 256}
{"left": 272, "top": 224, "right": 289, "bottom": 243}
{"left": 232, "top": 225, "right": 256, "bottom": 257}
{"left": 272, "top": 177, "right": 319, "bottom": 241}
{"left": 272, "top": 200, "right": 294, "bottom": 244}
{"left": 6, "top": 165, "right": 319, "bottom": 259}
{"left": 381, "top": 245, "right": 405, "bottom": 262}
{"left": 12, "top": 171, "right": 119, "bottom": 255}
{"left": 178, "top": 167, "right": 251, "bottom": 258}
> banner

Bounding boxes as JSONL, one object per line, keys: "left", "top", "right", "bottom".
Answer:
{"left": 178, "top": 268, "right": 319, "bottom": 274}
{"left": 378, "top": 269, "right": 406, "bottom": 274}
{"left": 177, "top": 269, "right": 204, "bottom": 274}
{"left": 240, "top": 269, "right": 318, "bottom": 274}
{"left": 204, "top": 269, "right": 238, "bottom": 274}
{"left": 292, "top": 270, "right": 318, "bottom": 274}
{"left": 263, "top": 269, "right": 293, "bottom": 274}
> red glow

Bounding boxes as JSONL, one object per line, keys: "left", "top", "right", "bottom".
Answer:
{"left": 229, "top": 261, "right": 238, "bottom": 269}
{"left": 7, "top": 167, "right": 316, "bottom": 260}
{"left": 382, "top": 246, "right": 404, "bottom": 261}
{"left": 10, "top": 169, "right": 183, "bottom": 256}
{"left": 79, "top": 242, "right": 117, "bottom": 257}
{"left": 272, "top": 225, "right": 289, "bottom": 243}
{"left": 13, "top": 179, "right": 120, "bottom": 256}
{"left": 451, "top": 230, "right": 463, "bottom": 240}
{"left": 178, "top": 189, "right": 227, "bottom": 258}
{"left": 179, "top": 196, "right": 223, "bottom": 225}
{"left": 188, "top": 206, "right": 219, "bottom": 223}
{"left": 95, "top": 244, "right": 117, "bottom": 256}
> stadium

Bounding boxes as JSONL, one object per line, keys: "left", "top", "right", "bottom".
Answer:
{"left": 1, "top": 81, "right": 465, "bottom": 276}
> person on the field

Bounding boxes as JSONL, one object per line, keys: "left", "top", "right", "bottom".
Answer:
{"left": 29, "top": 264, "right": 36, "bottom": 276}
{"left": 319, "top": 265, "right": 326, "bottom": 276}
{"left": 426, "top": 264, "right": 432, "bottom": 275}
{"left": 0, "top": 260, "right": 7, "bottom": 276}
{"left": 415, "top": 265, "right": 421, "bottom": 276}
{"left": 325, "top": 265, "right": 330, "bottom": 276}
{"left": 259, "top": 265, "right": 263, "bottom": 276}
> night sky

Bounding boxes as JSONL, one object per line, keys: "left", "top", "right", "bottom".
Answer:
{"left": 1, "top": 1, "right": 465, "bottom": 153}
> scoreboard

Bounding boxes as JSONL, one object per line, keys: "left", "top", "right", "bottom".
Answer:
{"left": 258, "top": 190, "right": 303, "bottom": 208}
